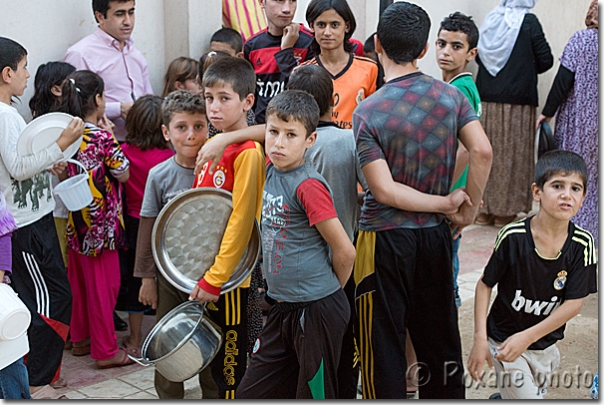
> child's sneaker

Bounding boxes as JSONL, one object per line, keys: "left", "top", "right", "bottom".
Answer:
{"left": 590, "top": 372, "right": 598, "bottom": 399}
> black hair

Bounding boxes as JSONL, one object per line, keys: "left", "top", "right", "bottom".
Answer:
{"left": 364, "top": 32, "right": 376, "bottom": 54}
{"left": 198, "top": 50, "right": 231, "bottom": 81}
{"left": 210, "top": 28, "right": 244, "bottom": 54}
{"left": 266, "top": 90, "right": 320, "bottom": 137}
{"left": 287, "top": 65, "right": 333, "bottom": 117}
{"left": 377, "top": 1, "right": 430, "bottom": 64}
{"left": 202, "top": 56, "right": 255, "bottom": 100}
{"left": 0, "top": 37, "right": 27, "bottom": 76}
{"left": 438, "top": 12, "right": 479, "bottom": 50}
{"left": 162, "top": 89, "right": 206, "bottom": 127}
{"left": 306, "top": 0, "right": 357, "bottom": 55}
{"left": 534, "top": 150, "right": 588, "bottom": 191}
{"left": 126, "top": 95, "right": 169, "bottom": 150}
{"left": 93, "top": 0, "right": 132, "bottom": 23}
{"left": 29, "top": 62, "right": 76, "bottom": 118}
{"left": 57, "top": 70, "right": 105, "bottom": 120}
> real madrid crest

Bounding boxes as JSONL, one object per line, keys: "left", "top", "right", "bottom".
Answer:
{"left": 213, "top": 169, "right": 226, "bottom": 188}
{"left": 553, "top": 270, "right": 567, "bottom": 290}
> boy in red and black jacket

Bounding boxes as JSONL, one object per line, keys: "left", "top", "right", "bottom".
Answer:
{"left": 244, "top": 0, "right": 314, "bottom": 124}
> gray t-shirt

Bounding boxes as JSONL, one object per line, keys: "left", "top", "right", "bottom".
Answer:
{"left": 140, "top": 156, "right": 195, "bottom": 217}
{"left": 262, "top": 162, "right": 341, "bottom": 303}
{"left": 305, "top": 121, "right": 367, "bottom": 242}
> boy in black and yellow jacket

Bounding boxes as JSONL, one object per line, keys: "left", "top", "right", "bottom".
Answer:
{"left": 190, "top": 56, "right": 265, "bottom": 399}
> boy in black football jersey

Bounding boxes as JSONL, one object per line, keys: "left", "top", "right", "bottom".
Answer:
{"left": 467, "top": 150, "right": 597, "bottom": 399}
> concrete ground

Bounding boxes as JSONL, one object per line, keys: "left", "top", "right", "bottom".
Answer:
{"left": 54, "top": 216, "right": 598, "bottom": 400}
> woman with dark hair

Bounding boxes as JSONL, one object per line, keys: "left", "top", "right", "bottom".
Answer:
{"left": 536, "top": 0, "right": 598, "bottom": 246}
{"left": 299, "top": 0, "right": 378, "bottom": 130}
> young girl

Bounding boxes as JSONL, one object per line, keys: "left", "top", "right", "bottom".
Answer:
{"left": 0, "top": 37, "right": 82, "bottom": 398}
{"left": 28, "top": 61, "right": 76, "bottom": 271}
{"left": 57, "top": 70, "right": 133, "bottom": 369}
{"left": 300, "top": 0, "right": 378, "bottom": 129}
{"left": 162, "top": 56, "right": 202, "bottom": 97}
{"left": 118, "top": 95, "right": 174, "bottom": 357}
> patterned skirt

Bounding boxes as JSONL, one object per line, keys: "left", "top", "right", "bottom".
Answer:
{"left": 479, "top": 102, "right": 536, "bottom": 217}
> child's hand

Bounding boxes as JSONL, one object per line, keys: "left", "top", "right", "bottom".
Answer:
{"left": 48, "top": 161, "right": 68, "bottom": 176}
{"left": 56, "top": 117, "right": 84, "bottom": 151}
{"left": 195, "top": 137, "right": 228, "bottom": 175}
{"left": 281, "top": 23, "right": 300, "bottom": 49}
{"left": 189, "top": 285, "right": 219, "bottom": 303}
{"left": 467, "top": 339, "right": 493, "bottom": 382}
{"left": 495, "top": 332, "right": 532, "bottom": 363}
{"left": 138, "top": 277, "right": 158, "bottom": 309}
{"left": 444, "top": 189, "right": 472, "bottom": 215}
{"left": 98, "top": 115, "right": 116, "bottom": 135}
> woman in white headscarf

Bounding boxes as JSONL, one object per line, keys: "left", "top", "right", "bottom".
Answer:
{"left": 474, "top": 0, "right": 553, "bottom": 227}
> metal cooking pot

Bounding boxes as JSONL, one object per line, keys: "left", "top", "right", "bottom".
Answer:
{"left": 129, "top": 301, "right": 222, "bottom": 382}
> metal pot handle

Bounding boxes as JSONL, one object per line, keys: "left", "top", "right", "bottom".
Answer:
{"left": 128, "top": 354, "right": 152, "bottom": 367}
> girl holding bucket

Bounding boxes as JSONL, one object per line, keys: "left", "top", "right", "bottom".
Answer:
{"left": 56, "top": 70, "right": 133, "bottom": 369}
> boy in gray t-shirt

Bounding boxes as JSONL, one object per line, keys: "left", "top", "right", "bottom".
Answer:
{"left": 133, "top": 91, "right": 218, "bottom": 399}
{"left": 237, "top": 91, "right": 356, "bottom": 399}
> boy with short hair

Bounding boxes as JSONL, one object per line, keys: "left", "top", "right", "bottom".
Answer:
{"left": 467, "top": 150, "right": 597, "bottom": 399}
{"left": 192, "top": 56, "right": 265, "bottom": 398}
{"left": 236, "top": 90, "right": 356, "bottom": 399}
{"left": 134, "top": 90, "right": 217, "bottom": 399}
{"left": 210, "top": 27, "right": 244, "bottom": 57}
{"left": 353, "top": 2, "right": 492, "bottom": 399}
{"left": 244, "top": 0, "right": 314, "bottom": 124}
{"left": 436, "top": 11, "right": 482, "bottom": 308}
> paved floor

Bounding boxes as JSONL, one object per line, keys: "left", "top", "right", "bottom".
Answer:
{"left": 54, "top": 221, "right": 510, "bottom": 399}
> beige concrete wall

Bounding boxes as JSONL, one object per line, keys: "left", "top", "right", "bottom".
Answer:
{"left": 0, "top": 0, "right": 220, "bottom": 121}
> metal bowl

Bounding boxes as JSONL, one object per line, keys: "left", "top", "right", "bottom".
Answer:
{"left": 151, "top": 188, "right": 261, "bottom": 294}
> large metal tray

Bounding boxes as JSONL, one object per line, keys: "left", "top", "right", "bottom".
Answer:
{"left": 151, "top": 188, "right": 260, "bottom": 294}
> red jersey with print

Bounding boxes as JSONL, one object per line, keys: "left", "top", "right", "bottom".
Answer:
{"left": 299, "top": 54, "right": 377, "bottom": 129}
{"left": 244, "top": 26, "right": 314, "bottom": 124}
{"left": 192, "top": 138, "right": 265, "bottom": 295}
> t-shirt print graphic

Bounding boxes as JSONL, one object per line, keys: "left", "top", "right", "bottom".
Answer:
{"left": 11, "top": 172, "right": 52, "bottom": 211}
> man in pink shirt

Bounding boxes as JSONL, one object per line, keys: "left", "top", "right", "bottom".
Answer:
{"left": 64, "top": 0, "right": 153, "bottom": 142}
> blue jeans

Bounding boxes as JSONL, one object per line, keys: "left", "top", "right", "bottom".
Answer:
{"left": 451, "top": 233, "right": 462, "bottom": 308}
{"left": 0, "top": 357, "right": 31, "bottom": 399}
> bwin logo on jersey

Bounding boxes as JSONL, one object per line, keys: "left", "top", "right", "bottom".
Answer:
{"left": 511, "top": 290, "right": 561, "bottom": 316}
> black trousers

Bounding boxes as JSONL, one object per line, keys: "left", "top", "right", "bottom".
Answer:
{"left": 237, "top": 289, "right": 350, "bottom": 399}
{"left": 10, "top": 213, "right": 72, "bottom": 386}
{"left": 355, "top": 222, "right": 465, "bottom": 399}
{"left": 337, "top": 273, "right": 360, "bottom": 399}
{"left": 154, "top": 273, "right": 248, "bottom": 399}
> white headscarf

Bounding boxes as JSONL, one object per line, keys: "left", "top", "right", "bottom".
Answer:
{"left": 477, "top": 0, "right": 538, "bottom": 77}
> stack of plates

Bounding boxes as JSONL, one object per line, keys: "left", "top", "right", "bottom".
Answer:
{"left": 17, "top": 112, "right": 82, "bottom": 160}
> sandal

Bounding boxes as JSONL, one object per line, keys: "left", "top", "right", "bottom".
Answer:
{"left": 30, "top": 384, "right": 68, "bottom": 399}
{"left": 50, "top": 377, "right": 67, "bottom": 389}
{"left": 494, "top": 215, "right": 516, "bottom": 228}
{"left": 96, "top": 348, "right": 135, "bottom": 370}
{"left": 71, "top": 344, "right": 90, "bottom": 356}
{"left": 474, "top": 213, "right": 494, "bottom": 225}
{"left": 121, "top": 335, "right": 142, "bottom": 358}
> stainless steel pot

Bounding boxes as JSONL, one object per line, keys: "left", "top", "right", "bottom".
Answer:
{"left": 129, "top": 301, "right": 222, "bottom": 382}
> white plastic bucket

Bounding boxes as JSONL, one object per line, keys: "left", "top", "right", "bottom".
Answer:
{"left": 53, "top": 158, "right": 93, "bottom": 211}
{"left": 0, "top": 283, "right": 31, "bottom": 341}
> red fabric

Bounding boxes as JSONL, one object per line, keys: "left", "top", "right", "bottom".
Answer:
{"left": 121, "top": 145, "right": 174, "bottom": 218}
{"left": 351, "top": 38, "right": 365, "bottom": 56}
{"left": 194, "top": 140, "right": 257, "bottom": 191}
{"left": 197, "top": 277, "right": 222, "bottom": 296}
{"left": 68, "top": 249, "right": 121, "bottom": 361}
{"left": 296, "top": 178, "right": 337, "bottom": 227}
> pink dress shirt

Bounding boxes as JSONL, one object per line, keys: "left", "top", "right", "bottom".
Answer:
{"left": 64, "top": 28, "right": 154, "bottom": 142}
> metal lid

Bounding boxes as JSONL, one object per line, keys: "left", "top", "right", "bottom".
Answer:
{"left": 151, "top": 188, "right": 260, "bottom": 294}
